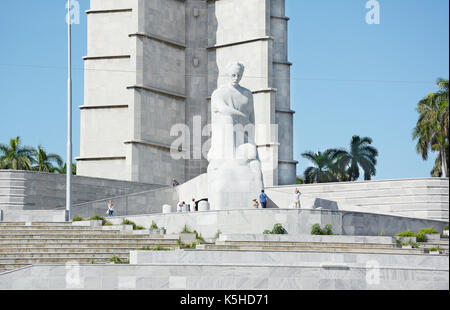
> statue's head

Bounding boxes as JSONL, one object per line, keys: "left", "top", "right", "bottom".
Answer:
{"left": 226, "top": 62, "right": 245, "bottom": 87}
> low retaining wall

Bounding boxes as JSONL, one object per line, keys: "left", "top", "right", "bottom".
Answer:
{"left": 106, "top": 209, "right": 448, "bottom": 239}
{"left": 0, "top": 210, "right": 65, "bottom": 222}
{"left": 265, "top": 178, "right": 449, "bottom": 221}
{"left": 0, "top": 170, "right": 163, "bottom": 221}
{"left": 0, "top": 258, "right": 447, "bottom": 290}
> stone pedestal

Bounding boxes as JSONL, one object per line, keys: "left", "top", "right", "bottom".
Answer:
{"left": 198, "top": 201, "right": 210, "bottom": 212}
{"left": 162, "top": 205, "right": 173, "bottom": 214}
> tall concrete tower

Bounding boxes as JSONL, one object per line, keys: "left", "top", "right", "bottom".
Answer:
{"left": 78, "top": 0, "right": 297, "bottom": 186}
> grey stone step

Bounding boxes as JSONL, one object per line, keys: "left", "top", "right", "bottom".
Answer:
{"left": 0, "top": 234, "right": 156, "bottom": 239}
{"left": 0, "top": 228, "right": 128, "bottom": 236}
{"left": 196, "top": 244, "right": 429, "bottom": 255}
{"left": 130, "top": 249, "right": 450, "bottom": 270}
{"left": 0, "top": 264, "right": 31, "bottom": 271}
{"left": 0, "top": 256, "right": 130, "bottom": 265}
{"left": 0, "top": 230, "right": 125, "bottom": 235}
{"left": 0, "top": 222, "right": 72, "bottom": 226}
{"left": 0, "top": 241, "right": 177, "bottom": 249}
{"left": 0, "top": 238, "right": 177, "bottom": 244}
{"left": 0, "top": 247, "right": 175, "bottom": 254}
{"left": 0, "top": 226, "right": 117, "bottom": 230}
{"left": 215, "top": 240, "right": 398, "bottom": 249}
{"left": 0, "top": 252, "right": 132, "bottom": 258}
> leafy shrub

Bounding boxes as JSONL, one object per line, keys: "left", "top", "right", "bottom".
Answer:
{"left": 72, "top": 216, "right": 84, "bottom": 222}
{"left": 195, "top": 232, "right": 206, "bottom": 244}
{"left": 215, "top": 230, "right": 222, "bottom": 239}
{"left": 140, "top": 246, "right": 151, "bottom": 251}
{"left": 150, "top": 221, "right": 159, "bottom": 230}
{"left": 379, "top": 231, "right": 385, "bottom": 236}
{"left": 108, "top": 254, "right": 123, "bottom": 264}
{"left": 103, "top": 220, "right": 113, "bottom": 226}
{"left": 272, "top": 223, "right": 288, "bottom": 235}
{"left": 415, "top": 232, "right": 427, "bottom": 242}
{"left": 322, "top": 224, "right": 333, "bottom": 235}
{"left": 89, "top": 214, "right": 105, "bottom": 221}
{"left": 445, "top": 224, "right": 449, "bottom": 231}
{"left": 428, "top": 245, "right": 442, "bottom": 252}
{"left": 263, "top": 223, "right": 288, "bottom": 235}
{"left": 311, "top": 224, "right": 334, "bottom": 235}
{"left": 396, "top": 227, "right": 439, "bottom": 243}
{"left": 395, "top": 230, "right": 416, "bottom": 237}
{"left": 401, "top": 238, "right": 420, "bottom": 248}
{"left": 418, "top": 227, "right": 439, "bottom": 235}
{"left": 152, "top": 244, "right": 170, "bottom": 251}
{"left": 176, "top": 238, "right": 198, "bottom": 249}
{"left": 176, "top": 238, "right": 183, "bottom": 247}
{"left": 121, "top": 219, "right": 144, "bottom": 230}
{"left": 311, "top": 224, "right": 322, "bottom": 235}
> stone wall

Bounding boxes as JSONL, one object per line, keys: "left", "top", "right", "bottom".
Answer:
{"left": 106, "top": 209, "right": 448, "bottom": 239}
{"left": 0, "top": 170, "right": 163, "bottom": 219}
{"left": 265, "top": 178, "right": 449, "bottom": 221}
{"left": 0, "top": 254, "right": 447, "bottom": 289}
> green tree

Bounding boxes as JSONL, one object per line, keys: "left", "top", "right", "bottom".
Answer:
{"left": 0, "top": 137, "right": 36, "bottom": 170}
{"left": 296, "top": 177, "right": 305, "bottom": 184}
{"left": 335, "top": 136, "right": 379, "bottom": 181}
{"left": 413, "top": 78, "right": 449, "bottom": 178}
{"left": 302, "top": 150, "right": 341, "bottom": 183}
{"left": 34, "top": 146, "right": 63, "bottom": 172}
{"left": 53, "top": 162, "right": 77, "bottom": 175}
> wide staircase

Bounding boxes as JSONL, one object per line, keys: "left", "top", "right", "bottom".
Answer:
{"left": 0, "top": 222, "right": 178, "bottom": 271}
{"left": 196, "top": 235, "right": 449, "bottom": 255}
{"left": 1, "top": 222, "right": 448, "bottom": 271}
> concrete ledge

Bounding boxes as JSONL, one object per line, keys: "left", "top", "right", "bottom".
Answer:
{"left": 105, "top": 209, "right": 448, "bottom": 239}
{"left": 218, "top": 234, "right": 396, "bottom": 245}
{"left": 72, "top": 220, "right": 103, "bottom": 227}
{"left": 129, "top": 250, "right": 449, "bottom": 270}
{"left": 1, "top": 259, "right": 447, "bottom": 290}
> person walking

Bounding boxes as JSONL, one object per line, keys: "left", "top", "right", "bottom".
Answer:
{"left": 294, "top": 188, "right": 301, "bottom": 209}
{"left": 259, "top": 190, "right": 268, "bottom": 209}
{"left": 106, "top": 200, "right": 114, "bottom": 217}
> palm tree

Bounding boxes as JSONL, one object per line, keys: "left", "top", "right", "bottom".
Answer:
{"left": 302, "top": 150, "right": 342, "bottom": 183}
{"left": 53, "top": 162, "right": 77, "bottom": 175}
{"left": 413, "top": 78, "right": 449, "bottom": 178}
{"left": 34, "top": 146, "right": 63, "bottom": 172}
{"left": 336, "top": 136, "right": 379, "bottom": 181}
{"left": 0, "top": 137, "right": 36, "bottom": 170}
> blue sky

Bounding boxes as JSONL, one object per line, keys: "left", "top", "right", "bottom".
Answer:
{"left": 0, "top": 0, "right": 448, "bottom": 180}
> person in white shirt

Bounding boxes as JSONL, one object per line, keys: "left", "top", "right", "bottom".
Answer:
{"left": 189, "top": 198, "right": 197, "bottom": 212}
{"left": 294, "top": 189, "right": 301, "bottom": 209}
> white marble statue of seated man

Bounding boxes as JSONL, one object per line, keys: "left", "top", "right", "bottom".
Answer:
{"left": 207, "top": 62, "right": 264, "bottom": 210}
